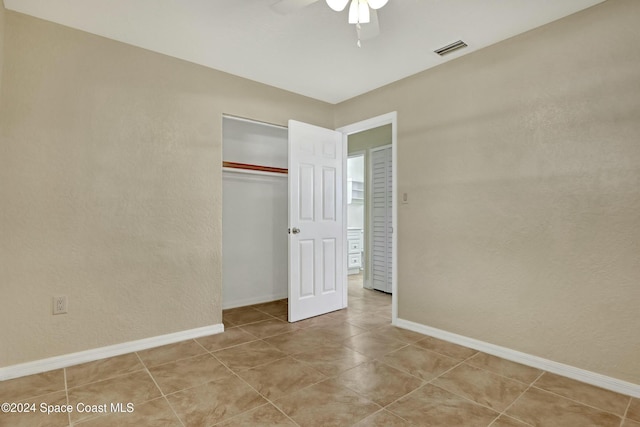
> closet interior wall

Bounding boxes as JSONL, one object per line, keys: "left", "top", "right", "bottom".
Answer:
{"left": 222, "top": 117, "right": 288, "bottom": 309}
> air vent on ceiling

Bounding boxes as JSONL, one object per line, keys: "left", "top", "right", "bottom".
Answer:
{"left": 434, "top": 40, "right": 468, "bottom": 56}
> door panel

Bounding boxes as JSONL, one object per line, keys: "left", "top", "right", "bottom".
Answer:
{"left": 322, "top": 167, "right": 336, "bottom": 220}
{"left": 299, "top": 239, "right": 315, "bottom": 298}
{"left": 322, "top": 238, "right": 337, "bottom": 293}
{"left": 299, "top": 164, "right": 315, "bottom": 221}
{"left": 371, "top": 145, "right": 392, "bottom": 293}
{"left": 289, "top": 120, "right": 344, "bottom": 322}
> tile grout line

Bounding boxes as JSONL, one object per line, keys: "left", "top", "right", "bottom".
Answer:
{"left": 458, "top": 357, "right": 543, "bottom": 388}
{"left": 380, "top": 382, "right": 429, "bottom": 423}
{"left": 209, "top": 402, "right": 300, "bottom": 427}
{"left": 208, "top": 351, "right": 302, "bottom": 426}
{"left": 495, "top": 370, "right": 545, "bottom": 427}
{"left": 192, "top": 337, "right": 211, "bottom": 353}
{"left": 373, "top": 344, "right": 474, "bottom": 383}
{"left": 236, "top": 324, "right": 306, "bottom": 341}
{"left": 292, "top": 374, "right": 386, "bottom": 426}
{"left": 67, "top": 363, "right": 149, "bottom": 427}
{"left": 65, "top": 365, "right": 149, "bottom": 391}
{"left": 620, "top": 397, "right": 632, "bottom": 427}
{"left": 137, "top": 350, "right": 231, "bottom": 398}
{"left": 162, "top": 394, "right": 186, "bottom": 427}
{"left": 197, "top": 335, "right": 262, "bottom": 353}
{"left": 528, "top": 382, "right": 629, "bottom": 419}
{"left": 386, "top": 341, "right": 629, "bottom": 424}
{"left": 136, "top": 345, "right": 211, "bottom": 370}
{"left": 486, "top": 413, "right": 535, "bottom": 427}
{"left": 532, "top": 371, "right": 633, "bottom": 414}
{"left": 366, "top": 407, "right": 413, "bottom": 425}
{"left": 437, "top": 355, "right": 633, "bottom": 422}
{"left": 210, "top": 338, "right": 291, "bottom": 370}
{"left": 423, "top": 355, "right": 468, "bottom": 382}
{"left": 371, "top": 357, "right": 474, "bottom": 422}
{"left": 404, "top": 357, "right": 519, "bottom": 421}
{"left": 64, "top": 367, "right": 72, "bottom": 427}
{"left": 133, "top": 351, "right": 186, "bottom": 427}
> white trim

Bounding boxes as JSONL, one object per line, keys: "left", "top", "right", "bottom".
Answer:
{"left": 337, "top": 112, "right": 398, "bottom": 323}
{"left": 341, "top": 131, "right": 349, "bottom": 307}
{"left": 0, "top": 324, "right": 224, "bottom": 381}
{"left": 222, "top": 167, "right": 288, "bottom": 179}
{"left": 222, "top": 114, "right": 287, "bottom": 130}
{"left": 395, "top": 318, "right": 640, "bottom": 398}
{"left": 222, "top": 293, "right": 288, "bottom": 310}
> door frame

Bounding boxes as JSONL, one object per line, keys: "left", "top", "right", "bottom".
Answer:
{"left": 337, "top": 112, "right": 398, "bottom": 324}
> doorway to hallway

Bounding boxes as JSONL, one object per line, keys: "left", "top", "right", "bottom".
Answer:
{"left": 345, "top": 125, "right": 393, "bottom": 295}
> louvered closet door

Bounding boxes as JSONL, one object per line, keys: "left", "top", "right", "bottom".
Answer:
{"left": 371, "top": 145, "right": 392, "bottom": 293}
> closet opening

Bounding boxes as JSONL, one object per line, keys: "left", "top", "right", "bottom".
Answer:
{"left": 222, "top": 116, "right": 289, "bottom": 310}
{"left": 222, "top": 115, "right": 348, "bottom": 322}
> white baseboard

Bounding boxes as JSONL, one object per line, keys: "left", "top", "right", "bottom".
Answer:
{"left": 0, "top": 323, "right": 224, "bottom": 381}
{"left": 394, "top": 318, "right": 640, "bottom": 398}
{"left": 222, "top": 293, "right": 287, "bottom": 310}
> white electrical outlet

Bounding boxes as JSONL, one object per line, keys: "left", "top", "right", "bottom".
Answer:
{"left": 53, "top": 296, "right": 68, "bottom": 315}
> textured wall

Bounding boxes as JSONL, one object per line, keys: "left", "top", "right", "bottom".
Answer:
{"left": 335, "top": 0, "right": 640, "bottom": 384}
{"left": 0, "top": 1, "right": 5, "bottom": 93}
{"left": 347, "top": 124, "right": 391, "bottom": 155}
{"left": 0, "top": 11, "right": 332, "bottom": 367}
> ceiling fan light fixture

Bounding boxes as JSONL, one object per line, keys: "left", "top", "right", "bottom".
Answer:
{"left": 348, "top": 0, "right": 370, "bottom": 24}
{"left": 358, "top": 0, "right": 370, "bottom": 23}
{"left": 325, "top": 0, "right": 349, "bottom": 12}
{"left": 348, "top": 0, "right": 358, "bottom": 23}
{"left": 367, "top": 0, "right": 388, "bottom": 10}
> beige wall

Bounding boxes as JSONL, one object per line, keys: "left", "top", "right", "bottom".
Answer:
{"left": 0, "top": 1, "right": 5, "bottom": 92}
{"left": 2, "top": 0, "right": 639, "bottom": 386}
{"left": 347, "top": 124, "right": 391, "bottom": 155}
{"left": 0, "top": 11, "right": 332, "bottom": 367}
{"left": 335, "top": 0, "right": 640, "bottom": 384}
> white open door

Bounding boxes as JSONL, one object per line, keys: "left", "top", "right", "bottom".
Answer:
{"left": 288, "top": 120, "right": 344, "bottom": 322}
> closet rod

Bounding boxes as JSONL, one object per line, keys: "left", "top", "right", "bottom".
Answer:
{"left": 222, "top": 161, "right": 288, "bottom": 175}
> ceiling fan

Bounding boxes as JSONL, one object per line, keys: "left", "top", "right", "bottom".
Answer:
{"left": 271, "top": 0, "right": 389, "bottom": 46}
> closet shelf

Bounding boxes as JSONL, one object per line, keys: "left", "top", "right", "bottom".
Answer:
{"left": 222, "top": 161, "right": 288, "bottom": 175}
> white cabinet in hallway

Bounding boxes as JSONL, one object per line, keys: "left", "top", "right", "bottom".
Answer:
{"left": 348, "top": 228, "right": 363, "bottom": 275}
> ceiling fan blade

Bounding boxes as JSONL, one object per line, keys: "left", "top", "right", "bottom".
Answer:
{"left": 358, "top": 8, "right": 380, "bottom": 40}
{"left": 271, "top": 0, "right": 320, "bottom": 15}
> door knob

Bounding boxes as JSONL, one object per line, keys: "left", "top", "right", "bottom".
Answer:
{"left": 291, "top": 227, "right": 301, "bottom": 234}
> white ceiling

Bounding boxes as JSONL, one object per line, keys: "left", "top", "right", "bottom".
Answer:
{"left": 4, "top": 0, "right": 605, "bottom": 104}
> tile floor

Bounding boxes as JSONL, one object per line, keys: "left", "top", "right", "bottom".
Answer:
{"left": 1, "top": 276, "right": 638, "bottom": 426}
